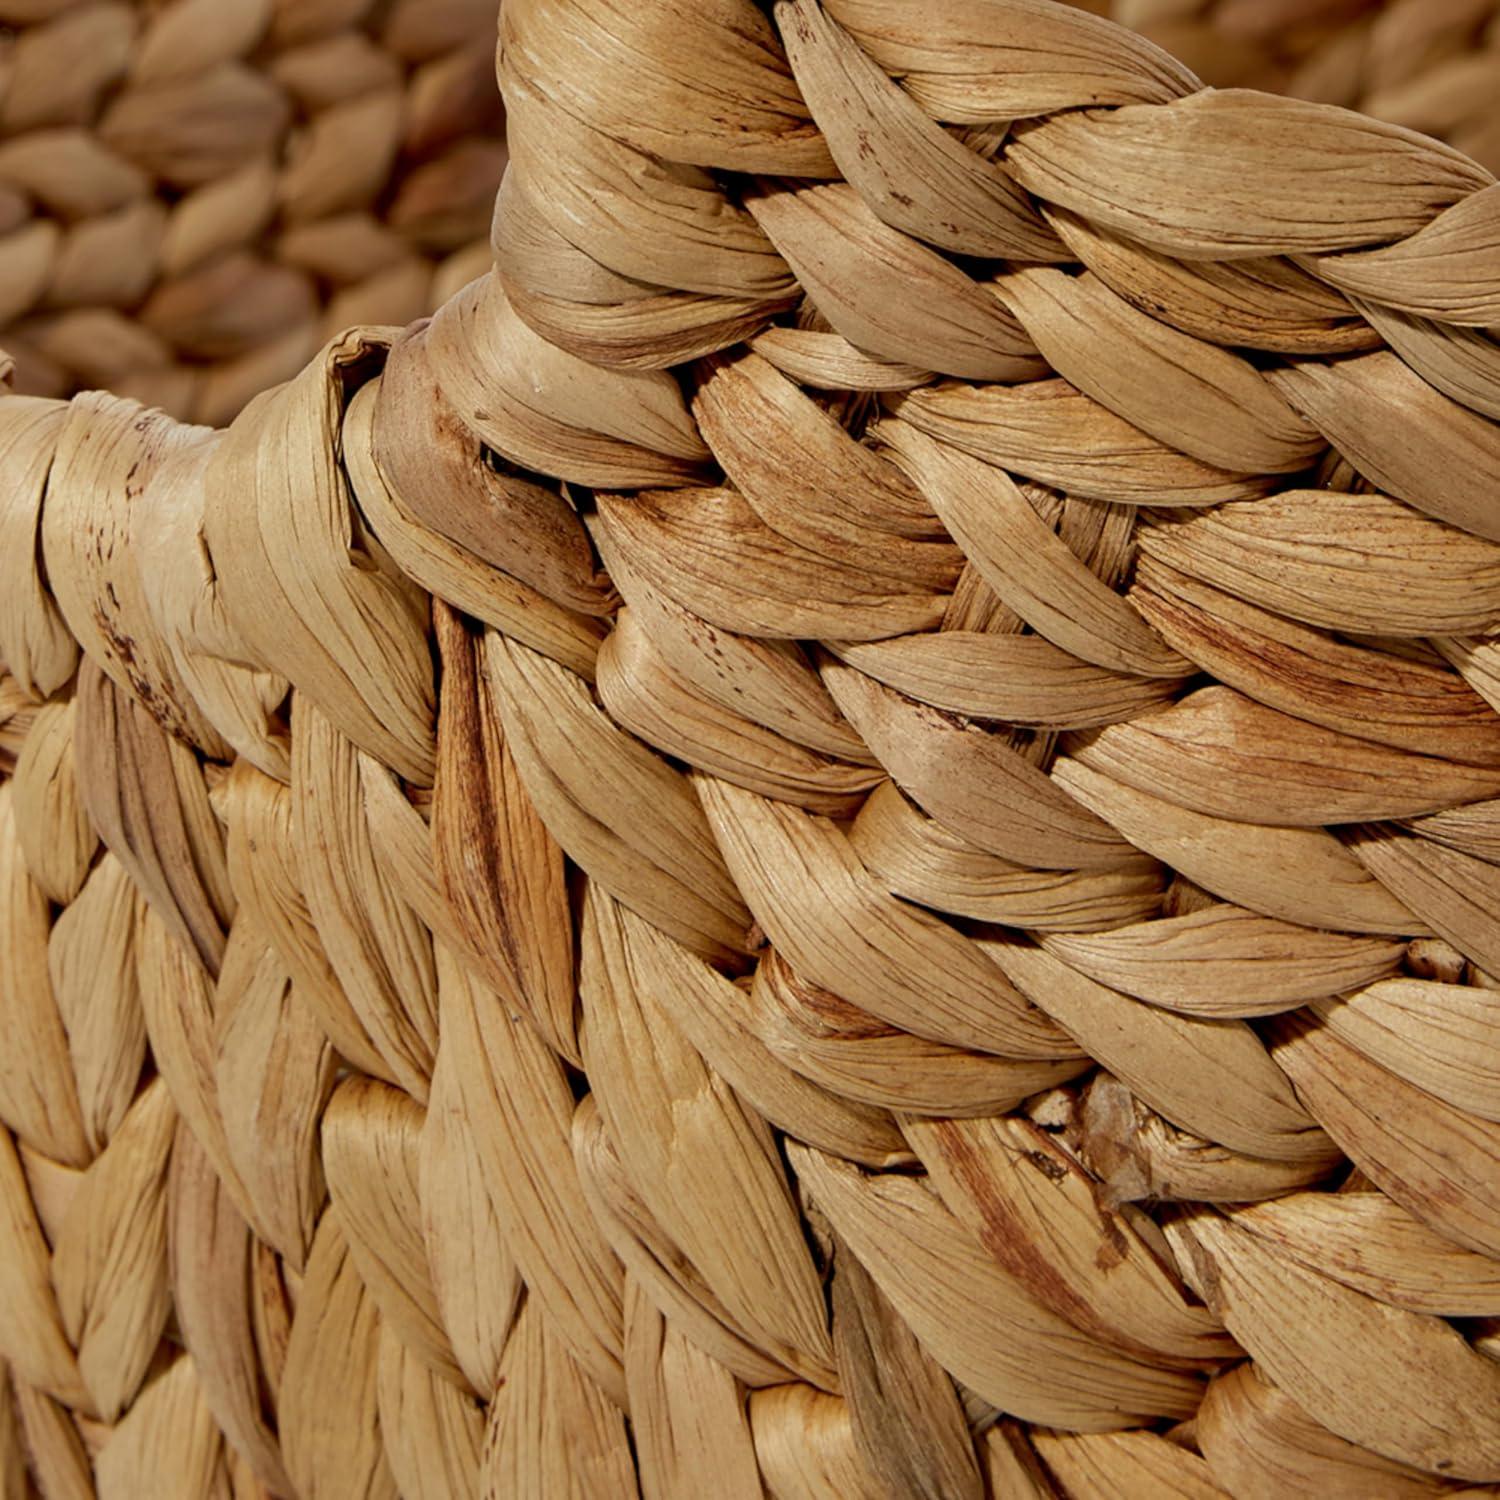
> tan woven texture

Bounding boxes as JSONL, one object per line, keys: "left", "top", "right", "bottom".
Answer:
{"left": 7, "top": 0, "right": 1500, "bottom": 1494}
{"left": 0, "top": 0, "right": 504, "bottom": 428}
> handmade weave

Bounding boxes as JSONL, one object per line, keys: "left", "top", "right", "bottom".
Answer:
{"left": 0, "top": 0, "right": 503, "bottom": 426}
{"left": 5, "top": 0, "right": 1500, "bottom": 1495}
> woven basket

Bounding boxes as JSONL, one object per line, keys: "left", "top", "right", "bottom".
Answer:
{"left": 6, "top": 0, "right": 1500, "bottom": 1495}
{"left": 0, "top": 0, "right": 504, "bottom": 427}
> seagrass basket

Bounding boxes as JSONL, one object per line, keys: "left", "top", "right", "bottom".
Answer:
{"left": 4, "top": 0, "right": 1500, "bottom": 1495}
{"left": 0, "top": 0, "right": 504, "bottom": 426}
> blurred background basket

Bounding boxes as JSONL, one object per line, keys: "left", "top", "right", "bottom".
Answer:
{"left": 0, "top": 0, "right": 504, "bottom": 426}
{"left": 1111, "top": 0, "right": 1500, "bottom": 175}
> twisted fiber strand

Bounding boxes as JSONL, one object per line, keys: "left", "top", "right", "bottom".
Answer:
{"left": 6, "top": 0, "right": 1500, "bottom": 1494}
{"left": 0, "top": 0, "right": 505, "bottom": 428}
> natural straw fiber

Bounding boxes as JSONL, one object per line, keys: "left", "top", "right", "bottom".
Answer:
{"left": 0, "top": 0, "right": 504, "bottom": 427}
{"left": 6, "top": 0, "right": 1500, "bottom": 1495}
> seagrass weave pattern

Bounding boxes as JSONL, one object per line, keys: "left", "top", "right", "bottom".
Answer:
{"left": 0, "top": 0, "right": 504, "bottom": 427}
{"left": 6, "top": 0, "right": 1500, "bottom": 1495}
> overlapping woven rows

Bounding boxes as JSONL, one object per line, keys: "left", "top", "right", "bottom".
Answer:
{"left": 0, "top": 0, "right": 504, "bottom": 427}
{"left": 6, "top": 0, "right": 1500, "bottom": 1494}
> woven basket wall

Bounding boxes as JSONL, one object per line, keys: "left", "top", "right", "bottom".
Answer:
{"left": 5, "top": 0, "right": 1500, "bottom": 1495}
{"left": 0, "top": 0, "right": 504, "bottom": 427}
